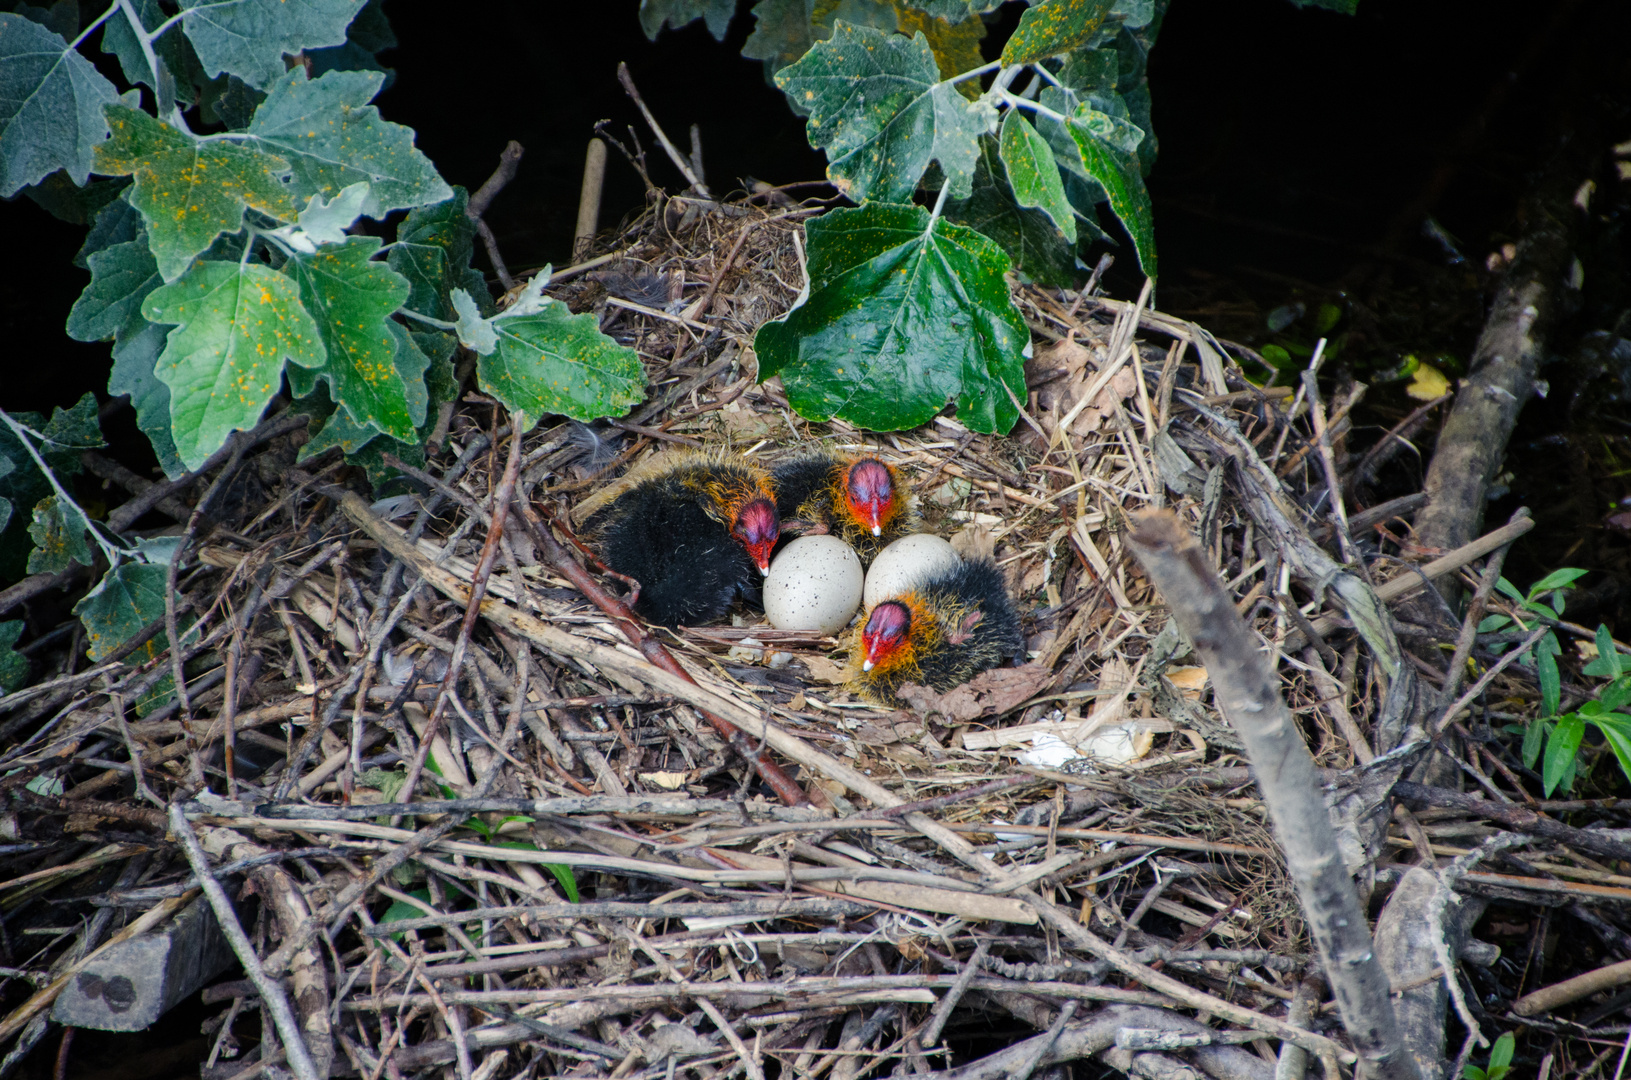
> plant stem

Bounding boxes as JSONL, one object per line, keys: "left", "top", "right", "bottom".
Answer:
{"left": 999, "top": 91, "right": 1071, "bottom": 126}
{"left": 0, "top": 410, "right": 126, "bottom": 567}
{"left": 115, "top": 0, "right": 176, "bottom": 120}
{"left": 944, "top": 59, "right": 1001, "bottom": 87}
{"left": 929, "top": 178, "right": 952, "bottom": 223}
{"left": 70, "top": 3, "right": 120, "bottom": 50}
{"left": 395, "top": 309, "right": 458, "bottom": 332}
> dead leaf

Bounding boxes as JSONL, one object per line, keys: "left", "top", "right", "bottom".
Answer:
{"left": 853, "top": 717, "right": 923, "bottom": 745}
{"left": 896, "top": 663, "right": 1055, "bottom": 722}
{"left": 949, "top": 522, "right": 995, "bottom": 561}
{"left": 801, "top": 654, "right": 850, "bottom": 684}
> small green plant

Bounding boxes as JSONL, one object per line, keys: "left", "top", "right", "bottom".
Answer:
{"left": 1462, "top": 1031, "right": 1513, "bottom": 1080}
{"left": 1482, "top": 570, "right": 1631, "bottom": 796}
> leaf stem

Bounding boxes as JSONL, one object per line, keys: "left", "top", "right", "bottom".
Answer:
{"left": 928, "top": 178, "right": 952, "bottom": 223}
{"left": 999, "top": 91, "right": 1071, "bottom": 127}
{"left": 70, "top": 3, "right": 120, "bottom": 50}
{"left": 944, "top": 59, "right": 1001, "bottom": 87}
{"left": 395, "top": 309, "right": 458, "bottom": 332}
{"left": 0, "top": 410, "right": 127, "bottom": 566}
{"left": 114, "top": 0, "right": 174, "bottom": 120}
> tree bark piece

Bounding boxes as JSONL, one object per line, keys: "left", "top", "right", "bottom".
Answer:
{"left": 1413, "top": 179, "right": 1574, "bottom": 598}
{"left": 1125, "top": 509, "right": 1420, "bottom": 1080}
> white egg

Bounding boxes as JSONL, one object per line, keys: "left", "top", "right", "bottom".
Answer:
{"left": 764, "top": 536, "right": 864, "bottom": 636}
{"left": 863, "top": 534, "right": 961, "bottom": 609}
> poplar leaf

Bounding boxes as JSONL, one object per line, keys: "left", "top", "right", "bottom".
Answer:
{"left": 143, "top": 261, "right": 326, "bottom": 469}
{"left": 754, "top": 202, "right": 1027, "bottom": 433}
{"left": 775, "top": 21, "right": 996, "bottom": 202}
{"left": 244, "top": 68, "right": 450, "bottom": 218}
{"left": 93, "top": 106, "right": 296, "bottom": 281}
{"left": 390, "top": 190, "right": 487, "bottom": 320}
{"left": 74, "top": 561, "right": 170, "bottom": 662}
{"left": 1001, "top": 0, "right": 1116, "bottom": 65}
{"left": 0, "top": 13, "right": 120, "bottom": 196}
{"left": 26, "top": 495, "right": 93, "bottom": 574}
{"left": 639, "top": 0, "right": 736, "bottom": 40}
{"left": 477, "top": 301, "right": 646, "bottom": 423}
{"left": 176, "top": 0, "right": 366, "bottom": 90}
{"left": 999, "top": 111, "right": 1075, "bottom": 243}
{"left": 1067, "top": 108, "right": 1156, "bottom": 277}
{"left": 0, "top": 620, "right": 27, "bottom": 692}
{"left": 282, "top": 237, "right": 418, "bottom": 440}
{"left": 946, "top": 137, "right": 1080, "bottom": 287}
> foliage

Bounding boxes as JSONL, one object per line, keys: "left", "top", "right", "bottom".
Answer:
{"left": 1483, "top": 571, "right": 1631, "bottom": 797}
{"left": 636, "top": 0, "right": 1194, "bottom": 431}
{"left": 1463, "top": 1031, "right": 1514, "bottom": 1080}
{"left": 0, "top": 1, "right": 642, "bottom": 667}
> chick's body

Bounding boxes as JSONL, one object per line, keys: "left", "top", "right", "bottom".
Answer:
{"left": 772, "top": 452, "right": 916, "bottom": 565}
{"left": 850, "top": 559, "right": 1023, "bottom": 707}
{"left": 583, "top": 459, "right": 779, "bottom": 627}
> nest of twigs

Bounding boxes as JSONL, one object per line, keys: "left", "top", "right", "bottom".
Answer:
{"left": 1, "top": 184, "right": 1618, "bottom": 1080}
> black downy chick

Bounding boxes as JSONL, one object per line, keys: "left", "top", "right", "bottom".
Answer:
{"left": 849, "top": 558, "right": 1023, "bottom": 707}
{"left": 772, "top": 452, "right": 917, "bottom": 566}
{"left": 582, "top": 458, "right": 780, "bottom": 627}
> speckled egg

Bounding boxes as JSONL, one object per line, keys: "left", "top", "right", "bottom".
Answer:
{"left": 763, "top": 536, "right": 865, "bottom": 636}
{"left": 863, "top": 534, "right": 961, "bottom": 610}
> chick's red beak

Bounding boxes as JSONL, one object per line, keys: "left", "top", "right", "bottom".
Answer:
{"left": 861, "top": 601, "right": 910, "bottom": 672}
{"left": 845, "top": 459, "right": 895, "bottom": 538}
{"left": 733, "top": 497, "right": 780, "bottom": 575}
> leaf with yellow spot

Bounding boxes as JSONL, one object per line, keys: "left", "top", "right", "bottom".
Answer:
{"left": 92, "top": 105, "right": 296, "bottom": 281}
{"left": 143, "top": 260, "right": 326, "bottom": 469}
{"left": 894, "top": 4, "right": 985, "bottom": 101}
{"left": 283, "top": 236, "right": 419, "bottom": 441}
{"left": 74, "top": 561, "right": 170, "bottom": 663}
{"left": 775, "top": 21, "right": 997, "bottom": 202}
{"left": 0, "top": 13, "right": 120, "bottom": 197}
{"left": 244, "top": 68, "right": 451, "bottom": 220}
{"left": 1406, "top": 362, "right": 1451, "bottom": 401}
{"left": 469, "top": 295, "right": 646, "bottom": 424}
{"left": 0, "top": 620, "right": 27, "bottom": 693}
{"left": 1067, "top": 105, "right": 1156, "bottom": 277}
{"left": 1001, "top": 0, "right": 1116, "bottom": 65}
{"left": 26, "top": 495, "right": 93, "bottom": 574}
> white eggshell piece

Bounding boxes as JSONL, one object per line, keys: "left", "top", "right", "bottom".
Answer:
{"left": 764, "top": 536, "right": 864, "bottom": 636}
{"left": 863, "top": 533, "right": 961, "bottom": 609}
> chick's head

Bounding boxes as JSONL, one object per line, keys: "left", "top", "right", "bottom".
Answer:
{"left": 861, "top": 598, "right": 918, "bottom": 673}
{"left": 843, "top": 458, "right": 902, "bottom": 539}
{"left": 732, "top": 497, "right": 781, "bottom": 575}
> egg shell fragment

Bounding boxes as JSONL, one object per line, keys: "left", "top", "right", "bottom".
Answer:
{"left": 863, "top": 533, "right": 961, "bottom": 610}
{"left": 764, "top": 536, "right": 864, "bottom": 636}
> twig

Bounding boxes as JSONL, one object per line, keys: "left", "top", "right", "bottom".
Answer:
{"left": 467, "top": 140, "right": 524, "bottom": 219}
{"left": 574, "top": 138, "right": 607, "bottom": 260}
{"left": 168, "top": 805, "right": 320, "bottom": 1080}
{"left": 616, "top": 62, "right": 710, "bottom": 196}
{"left": 1435, "top": 507, "right": 1529, "bottom": 708}
{"left": 1430, "top": 623, "right": 1550, "bottom": 735}
{"left": 920, "top": 940, "right": 987, "bottom": 1048}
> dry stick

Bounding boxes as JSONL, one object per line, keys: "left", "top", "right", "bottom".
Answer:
{"left": 167, "top": 805, "right": 320, "bottom": 1080}
{"left": 467, "top": 141, "right": 524, "bottom": 291}
{"left": 685, "top": 205, "right": 824, "bottom": 321}
{"left": 1350, "top": 392, "right": 1452, "bottom": 488}
{"left": 1434, "top": 508, "right": 1529, "bottom": 709}
{"left": 1125, "top": 510, "right": 1419, "bottom": 1080}
{"left": 919, "top": 940, "right": 987, "bottom": 1049}
{"left": 574, "top": 138, "right": 607, "bottom": 260}
{"left": 521, "top": 502, "right": 810, "bottom": 808}
{"left": 1391, "top": 781, "right": 1631, "bottom": 864}
{"left": 397, "top": 421, "right": 524, "bottom": 816}
{"left": 1429, "top": 623, "right": 1551, "bottom": 737}
{"left": 616, "top": 62, "right": 709, "bottom": 196}
{"left": 1299, "top": 340, "right": 1361, "bottom": 567}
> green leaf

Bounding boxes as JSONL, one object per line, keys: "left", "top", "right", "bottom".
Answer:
{"left": 0, "top": 13, "right": 121, "bottom": 197}
{"left": 1522, "top": 719, "right": 1546, "bottom": 770}
{"left": 1537, "top": 647, "right": 1560, "bottom": 719}
{"left": 474, "top": 299, "right": 646, "bottom": 425}
{"left": 1488, "top": 1031, "right": 1515, "bottom": 1071}
{"left": 544, "top": 863, "right": 580, "bottom": 903}
{"left": 176, "top": 0, "right": 366, "bottom": 90}
{"left": 389, "top": 189, "right": 488, "bottom": 321}
{"left": 143, "top": 260, "right": 327, "bottom": 469}
{"left": 1543, "top": 713, "right": 1584, "bottom": 796}
{"left": 1528, "top": 568, "right": 1587, "bottom": 595}
{"left": 451, "top": 288, "right": 497, "bottom": 355}
{"left": 306, "top": 0, "right": 396, "bottom": 82}
{"left": 1476, "top": 614, "right": 1510, "bottom": 634}
{"left": 1463, "top": 1069, "right": 1485, "bottom": 1080}
{"left": 945, "top": 136, "right": 1079, "bottom": 287}
{"left": 1583, "top": 624, "right": 1624, "bottom": 679}
{"left": 73, "top": 560, "right": 171, "bottom": 662}
{"left": 754, "top": 201, "right": 1028, "bottom": 433}
{"left": 74, "top": 191, "right": 141, "bottom": 268}
{"left": 639, "top": 0, "right": 736, "bottom": 39}
{"left": 30, "top": 392, "right": 105, "bottom": 472}
{"left": 378, "top": 887, "right": 432, "bottom": 940}
{"left": 26, "top": 494, "right": 93, "bottom": 574}
{"left": 1494, "top": 576, "right": 1524, "bottom": 603}
{"left": 244, "top": 68, "right": 451, "bottom": 219}
{"left": 102, "top": 0, "right": 207, "bottom": 107}
{"left": 895, "top": 5, "right": 987, "bottom": 102}
{"left": 1587, "top": 712, "right": 1631, "bottom": 794}
{"left": 110, "top": 320, "right": 188, "bottom": 479}
{"left": 775, "top": 21, "right": 997, "bottom": 202}
{"left": 1602, "top": 675, "right": 1631, "bottom": 714}
{"left": 742, "top": 0, "right": 818, "bottom": 74}
{"left": 68, "top": 238, "right": 163, "bottom": 345}
{"left": 1067, "top": 106, "right": 1156, "bottom": 277}
{"left": 281, "top": 237, "right": 419, "bottom": 440}
{"left": 999, "top": 111, "right": 1075, "bottom": 244}
{"left": 1001, "top": 0, "right": 1116, "bottom": 65}
{"left": 92, "top": 106, "right": 297, "bottom": 281}
{"left": 0, "top": 620, "right": 28, "bottom": 693}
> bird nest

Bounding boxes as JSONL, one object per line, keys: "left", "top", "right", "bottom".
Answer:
{"left": 0, "top": 188, "right": 1570, "bottom": 1079}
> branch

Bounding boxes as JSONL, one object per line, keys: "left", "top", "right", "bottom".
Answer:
{"left": 616, "top": 62, "right": 709, "bottom": 196}
{"left": 1125, "top": 509, "right": 1420, "bottom": 1080}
